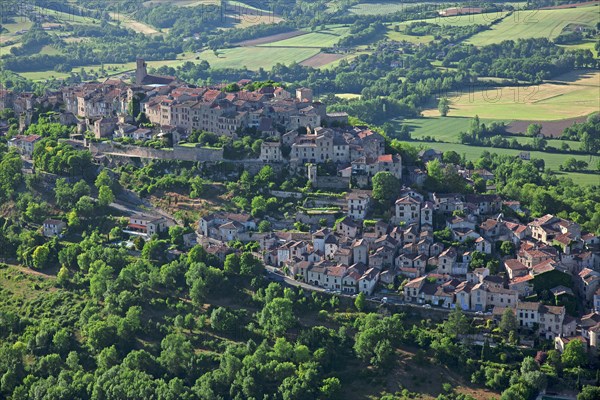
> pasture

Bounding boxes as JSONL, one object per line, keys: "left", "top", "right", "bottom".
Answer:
{"left": 196, "top": 46, "right": 320, "bottom": 70}
{"left": 396, "top": 11, "right": 510, "bottom": 27}
{"left": 392, "top": 117, "right": 507, "bottom": 141}
{"left": 349, "top": 2, "right": 430, "bottom": 15}
{"left": 465, "top": 5, "right": 599, "bottom": 46}
{"left": 386, "top": 28, "right": 435, "bottom": 44}
{"left": 421, "top": 71, "right": 600, "bottom": 121}
{"left": 257, "top": 25, "right": 351, "bottom": 48}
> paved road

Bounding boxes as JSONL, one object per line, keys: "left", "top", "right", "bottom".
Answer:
{"left": 264, "top": 265, "right": 326, "bottom": 292}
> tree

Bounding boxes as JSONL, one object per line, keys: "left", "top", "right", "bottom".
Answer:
{"left": 254, "top": 165, "right": 274, "bottom": 187}
{"left": 159, "top": 333, "right": 193, "bottom": 377}
{"left": 354, "top": 292, "right": 366, "bottom": 312}
{"left": 578, "top": 385, "right": 600, "bottom": 400}
{"left": 561, "top": 339, "right": 586, "bottom": 368}
{"left": 526, "top": 124, "right": 542, "bottom": 137}
{"left": 56, "top": 265, "right": 70, "bottom": 287}
{"left": 320, "top": 377, "right": 341, "bottom": 399}
{"left": 258, "top": 297, "right": 295, "bottom": 337}
{"left": 210, "top": 307, "right": 236, "bottom": 332}
{"left": 500, "top": 241, "right": 515, "bottom": 256}
{"left": 224, "top": 253, "right": 240, "bottom": 274}
{"left": 97, "top": 185, "right": 115, "bottom": 207}
{"left": 373, "top": 339, "right": 393, "bottom": 367}
{"left": 438, "top": 97, "right": 450, "bottom": 117}
{"left": 372, "top": 172, "right": 400, "bottom": 203}
{"left": 251, "top": 195, "right": 267, "bottom": 217}
{"left": 142, "top": 239, "right": 169, "bottom": 261}
{"left": 532, "top": 136, "right": 547, "bottom": 151}
{"left": 32, "top": 245, "right": 50, "bottom": 270}
{"left": 95, "top": 169, "right": 113, "bottom": 190}
{"left": 240, "top": 252, "right": 262, "bottom": 276}
{"left": 442, "top": 150, "right": 461, "bottom": 165}
{"left": 426, "top": 158, "right": 444, "bottom": 189}
{"left": 499, "top": 308, "right": 517, "bottom": 334}
{"left": 258, "top": 220, "right": 272, "bottom": 233}
{"left": 168, "top": 225, "right": 185, "bottom": 248}
{"left": 189, "top": 176, "right": 205, "bottom": 198}
{"left": 444, "top": 308, "right": 469, "bottom": 338}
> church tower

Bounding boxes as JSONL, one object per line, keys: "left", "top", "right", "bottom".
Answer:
{"left": 135, "top": 59, "right": 147, "bottom": 85}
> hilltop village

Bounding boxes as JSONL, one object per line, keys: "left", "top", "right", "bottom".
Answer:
{"left": 2, "top": 59, "right": 600, "bottom": 357}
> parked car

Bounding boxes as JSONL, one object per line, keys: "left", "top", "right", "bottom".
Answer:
{"left": 423, "top": 304, "right": 431, "bottom": 308}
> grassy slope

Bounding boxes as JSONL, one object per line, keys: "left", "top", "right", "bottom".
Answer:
{"left": 394, "top": 116, "right": 507, "bottom": 142}
{"left": 397, "top": 11, "right": 510, "bottom": 27}
{"left": 421, "top": 71, "right": 599, "bottom": 121}
{"left": 466, "top": 5, "right": 600, "bottom": 46}
{"left": 257, "top": 25, "right": 351, "bottom": 48}
{"left": 349, "top": 2, "right": 431, "bottom": 15}
{"left": 196, "top": 47, "right": 320, "bottom": 70}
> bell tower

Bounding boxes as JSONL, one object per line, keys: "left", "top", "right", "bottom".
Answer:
{"left": 135, "top": 59, "right": 147, "bottom": 85}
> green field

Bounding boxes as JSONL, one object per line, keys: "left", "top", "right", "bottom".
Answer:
{"left": 393, "top": 117, "right": 507, "bottom": 141}
{"left": 396, "top": 116, "right": 584, "bottom": 148}
{"left": 335, "top": 93, "right": 362, "bottom": 100}
{"left": 349, "top": 2, "right": 429, "bottom": 15}
{"left": 466, "top": 5, "right": 599, "bottom": 46}
{"left": 398, "top": 11, "right": 510, "bottom": 27}
{"left": 422, "top": 71, "right": 599, "bottom": 121}
{"left": 559, "top": 39, "right": 599, "bottom": 58}
{"left": 398, "top": 139, "right": 600, "bottom": 185}
{"left": 258, "top": 25, "right": 351, "bottom": 48}
{"left": 197, "top": 46, "right": 320, "bottom": 70}
{"left": 227, "top": 0, "right": 270, "bottom": 12}
{"left": 386, "top": 28, "right": 435, "bottom": 44}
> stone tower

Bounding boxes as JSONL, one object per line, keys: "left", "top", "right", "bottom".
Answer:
{"left": 135, "top": 59, "right": 148, "bottom": 85}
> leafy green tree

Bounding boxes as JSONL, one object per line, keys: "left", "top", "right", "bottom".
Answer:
{"left": 142, "top": 239, "right": 169, "bottom": 261}
{"left": 500, "top": 241, "right": 515, "bottom": 256}
{"left": 354, "top": 292, "right": 366, "bottom": 312}
{"left": 95, "top": 169, "right": 113, "bottom": 189}
{"left": 258, "top": 220, "right": 272, "bottom": 233}
{"left": 320, "top": 377, "right": 341, "bottom": 399}
{"left": 224, "top": 253, "right": 241, "bottom": 274}
{"left": 444, "top": 308, "right": 469, "bottom": 338}
{"left": 210, "top": 307, "right": 236, "bottom": 332}
{"left": 438, "top": 97, "right": 450, "bottom": 117}
{"left": 56, "top": 265, "right": 70, "bottom": 287}
{"left": 75, "top": 196, "right": 96, "bottom": 216}
{"left": 240, "top": 252, "right": 262, "bottom": 276}
{"left": 561, "top": 339, "right": 586, "bottom": 368}
{"left": 189, "top": 176, "right": 205, "bottom": 198}
{"left": 0, "top": 151, "right": 23, "bottom": 201}
{"left": 526, "top": 124, "right": 542, "bottom": 137}
{"left": 86, "top": 320, "right": 117, "bottom": 352}
{"left": 372, "top": 172, "right": 400, "bottom": 204}
{"left": 168, "top": 225, "right": 185, "bottom": 248}
{"left": 32, "top": 245, "right": 50, "bottom": 270}
{"left": 578, "top": 385, "right": 600, "bottom": 400}
{"left": 98, "top": 185, "right": 115, "bottom": 207}
{"left": 373, "top": 339, "right": 394, "bottom": 367}
{"left": 160, "top": 333, "right": 193, "bottom": 377}
{"left": 499, "top": 308, "right": 517, "bottom": 334}
{"left": 254, "top": 165, "right": 274, "bottom": 187}
{"left": 251, "top": 195, "right": 267, "bottom": 217}
{"left": 442, "top": 150, "right": 461, "bottom": 165}
{"left": 258, "top": 297, "right": 295, "bottom": 337}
